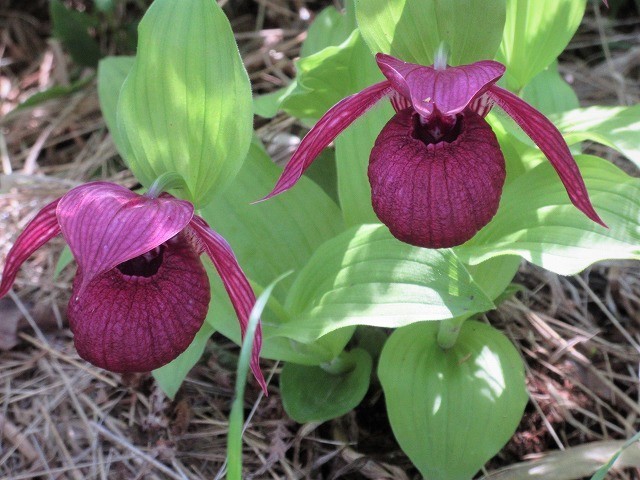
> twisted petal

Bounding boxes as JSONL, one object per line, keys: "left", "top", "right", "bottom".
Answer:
{"left": 57, "top": 182, "right": 194, "bottom": 292}
{"left": 487, "top": 85, "right": 606, "bottom": 227}
{"left": 376, "top": 53, "right": 505, "bottom": 117}
{"left": 68, "top": 234, "right": 210, "bottom": 372}
{"left": 368, "top": 109, "right": 506, "bottom": 248}
{"left": 261, "top": 81, "right": 393, "bottom": 200}
{"left": 189, "top": 215, "right": 268, "bottom": 394}
{"left": 0, "top": 198, "right": 61, "bottom": 298}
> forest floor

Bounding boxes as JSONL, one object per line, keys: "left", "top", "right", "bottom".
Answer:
{"left": 1, "top": 0, "right": 640, "bottom": 479}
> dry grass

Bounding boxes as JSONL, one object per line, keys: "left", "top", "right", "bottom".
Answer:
{"left": 1, "top": 1, "right": 640, "bottom": 479}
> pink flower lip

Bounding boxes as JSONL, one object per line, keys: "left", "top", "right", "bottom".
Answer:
{"left": 260, "top": 53, "right": 606, "bottom": 247}
{"left": 0, "top": 181, "right": 267, "bottom": 394}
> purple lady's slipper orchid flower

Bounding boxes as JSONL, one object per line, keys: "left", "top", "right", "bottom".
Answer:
{"left": 0, "top": 182, "right": 267, "bottom": 393}
{"left": 262, "top": 53, "right": 606, "bottom": 248}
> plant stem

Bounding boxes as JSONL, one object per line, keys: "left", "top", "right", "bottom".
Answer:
{"left": 437, "top": 316, "right": 467, "bottom": 349}
{"left": 320, "top": 354, "right": 353, "bottom": 375}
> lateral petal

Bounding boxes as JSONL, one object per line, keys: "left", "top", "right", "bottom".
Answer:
{"left": 487, "top": 85, "right": 606, "bottom": 226}
{"left": 376, "top": 53, "right": 505, "bottom": 117}
{"left": 189, "top": 215, "right": 268, "bottom": 394}
{"left": 57, "top": 182, "right": 194, "bottom": 290}
{"left": 261, "top": 80, "right": 393, "bottom": 200}
{"left": 0, "top": 198, "right": 61, "bottom": 297}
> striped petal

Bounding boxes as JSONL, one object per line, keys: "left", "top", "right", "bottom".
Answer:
{"left": 376, "top": 53, "right": 505, "bottom": 117}
{"left": 189, "top": 215, "right": 268, "bottom": 395}
{"left": 487, "top": 85, "right": 606, "bottom": 227}
{"left": 0, "top": 198, "right": 61, "bottom": 298}
{"left": 261, "top": 80, "right": 393, "bottom": 200}
{"left": 57, "top": 182, "right": 194, "bottom": 292}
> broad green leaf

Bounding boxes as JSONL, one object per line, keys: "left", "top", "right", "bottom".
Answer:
{"left": 553, "top": 105, "right": 640, "bottom": 170}
{"left": 498, "top": 0, "right": 587, "bottom": 91}
{"left": 152, "top": 322, "right": 215, "bottom": 400}
{"left": 522, "top": 62, "right": 580, "bottom": 116}
{"left": 280, "top": 348, "right": 372, "bottom": 423}
{"left": 379, "top": 321, "right": 528, "bottom": 480}
{"left": 97, "top": 56, "right": 135, "bottom": 149}
{"left": 253, "top": 0, "right": 355, "bottom": 120}
{"left": 300, "top": 1, "right": 356, "bottom": 58}
{"left": 330, "top": 31, "right": 391, "bottom": 225}
{"left": 260, "top": 29, "right": 391, "bottom": 225}
{"left": 280, "top": 30, "right": 369, "bottom": 124}
{"left": 117, "top": 0, "right": 252, "bottom": 207}
{"left": 335, "top": 109, "right": 390, "bottom": 225}
{"left": 356, "top": 0, "right": 506, "bottom": 66}
{"left": 279, "top": 224, "right": 495, "bottom": 342}
{"left": 201, "top": 140, "right": 351, "bottom": 365}
{"left": 50, "top": 0, "right": 102, "bottom": 68}
{"left": 457, "top": 155, "right": 640, "bottom": 275}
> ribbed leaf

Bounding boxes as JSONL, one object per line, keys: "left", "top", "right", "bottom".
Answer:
{"left": 379, "top": 321, "right": 528, "bottom": 480}
{"left": 279, "top": 224, "right": 495, "bottom": 342}
{"left": 553, "top": 105, "right": 640, "bottom": 169}
{"left": 116, "top": 0, "right": 252, "bottom": 207}
{"left": 498, "top": 0, "right": 587, "bottom": 90}
{"left": 356, "top": 0, "right": 506, "bottom": 66}
{"left": 522, "top": 62, "right": 580, "bottom": 116}
{"left": 201, "top": 140, "right": 352, "bottom": 365}
{"left": 280, "top": 348, "right": 372, "bottom": 422}
{"left": 97, "top": 56, "right": 135, "bottom": 152}
{"left": 457, "top": 155, "right": 640, "bottom": 275}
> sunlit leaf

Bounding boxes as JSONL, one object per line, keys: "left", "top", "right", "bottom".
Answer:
{"left": 356, "top": 0, "right": 506, "bottom": 66}
{"left": 457, "top": 155, "right": 640, "bottom": 275}
{"left": 379, "top": 321, "right": 527, "bottom": 480}
{"left": 117, "top": 0, "right": 252, "bottom": 207}
{"left": 97, "top": 56, "right": 135, "bottom": 150}
{"left": 553, "top": 105, "right": 640, "bottom": 170}
{"left": 279, "top": 224, "right": 495, "bottom": 342}
{"left": 201, "top": 140, "right": 351, "bottom": 365}
{"left": 522, "top": 62, "right": 580, "bottom": 116}
{"left": 498, "top": 0, "right": 587, "bottom": 90}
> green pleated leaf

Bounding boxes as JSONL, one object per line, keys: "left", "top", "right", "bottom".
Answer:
{"left": 356, "top": 0, "right": 506, "bottom": 66}
{"left": 253, "top": 1, "right": 355, "bottom": 120}
{"left": 201, "top": 140, "right": 352, "bottom": 365}
{"left": 457, "top": 155, "right": 640, "bottom": 275}
{"left": 522, "top": 62, "right": 580, "bottom": 116}
{"left": 50, "top": 0, "right": 102, "bottom": 68}
{"left": 498, "top": 0, "right": 587, "bottom": 91}
{"left": 264, "top": 29, "right": 391, "bottom": 224}
{"left": 379, "top": 321, "right": 528, "bottom": 480}
{"left": 152, "top": 322, "right": 215, "bottom": 400}
{"left": 553, "top": 105, "right": 640, "bottom": 169}
{"left": 278, "top": 224, "right": 494, "bottom": 342}
{"left": 300, "top": 1, "right": 356, "bottom": 58}
{"left": 117, "top": 0, "right": 252, "bottom": 207}
{"left": 280, "top": 348, "right": 372, "bottom": 423}
{"left": 97, "top": 56, "right": 135, "bottom": 150}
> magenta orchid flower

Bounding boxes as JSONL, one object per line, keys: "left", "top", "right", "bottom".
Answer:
{"left": 262, "top": 53, "right": 605, "bottom": 248}
{"left": 0, "top": 182, "right": 267, "bottom": 393}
